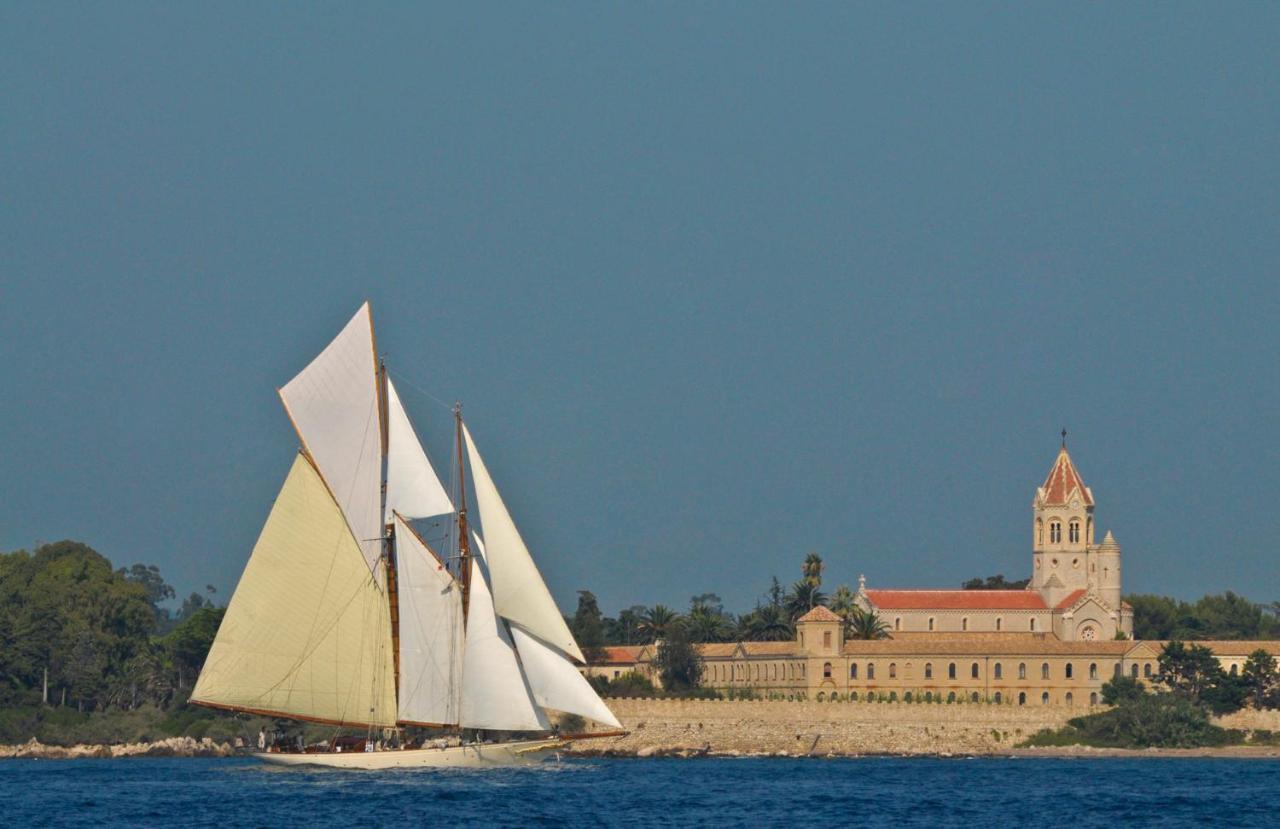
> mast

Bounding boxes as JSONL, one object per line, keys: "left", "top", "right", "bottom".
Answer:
{"left": 378, "top": 358, "right": 400, "bottom": 706}
{"left": 455, "top": 403, "right": 472, "bottom": 625}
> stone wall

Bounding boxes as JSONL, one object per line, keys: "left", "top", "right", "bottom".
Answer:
{"left": 1215, "top": 708, "right": 1280, "bottom": 732}
{"left": 573, "top": 698, "right": 1080, "bottom": 756}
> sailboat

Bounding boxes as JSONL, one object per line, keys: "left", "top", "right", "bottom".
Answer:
{"left": 190, "top": 303, "right": 623, "bottom": 768}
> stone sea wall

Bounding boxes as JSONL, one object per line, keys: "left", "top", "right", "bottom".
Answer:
{"left": 1, "top": 736, "right": 235, "bottom": 760}
{"left": 570, "top": 698, "right": 1080, "bottom": 756}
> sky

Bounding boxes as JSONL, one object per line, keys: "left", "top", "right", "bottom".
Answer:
{"left": 2, "top": 5, "right": 1278, "bottom": 616}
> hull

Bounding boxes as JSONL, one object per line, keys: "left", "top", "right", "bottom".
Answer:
{"left": 253, "top": 739, "right": 564, "bottom": 770}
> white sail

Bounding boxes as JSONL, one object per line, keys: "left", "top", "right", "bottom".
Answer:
{"left": 460, "top": 538, "right": 550, "bottom": 732}
{"left": 461, "top": 424, "right": 584, "bottom": 663}
{"left": 278, "top": 302, "right": 384, "bottom": 572}
{"left": 510, "top": 625, "right": 622, "bottom": 729}
{"left": 385, "top": 379, "right": 453, "bottom": 523}
{"left": 393, "top": 514, "right": 462, "bottom": 726}
{"left": 192, "top": 454, "right": 397, "bottom": 726}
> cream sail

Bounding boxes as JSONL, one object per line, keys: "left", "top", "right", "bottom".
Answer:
{"left": 192, "top": 302, "right": 622, "bottom": 769}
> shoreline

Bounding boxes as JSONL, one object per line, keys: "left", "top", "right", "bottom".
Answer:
{"left": 4, "top": 738, "right": 1278, "bottom": 761}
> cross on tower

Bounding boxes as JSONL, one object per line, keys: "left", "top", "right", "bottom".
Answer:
{"left": 1061, "top": 428, "right": 1067, "bottom": 447}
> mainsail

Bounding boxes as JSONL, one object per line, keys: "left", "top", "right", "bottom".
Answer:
{"left": 460, "top": 538, "right": 550, "bottom": 732}
{"left": 462, "top": 424, "right": 585, "bottom": 663}
{"left": 393, "top": 514, "right": 462, "bottom": 726}
{"left": 192, "top": 454, "right": 397, "bottom": 727}
{"left": 384, "top": 378, "right": 453, "bottom": 523}
{"left": 278, "top": 303, "right": 384, "bottom": 572}
{"left": 510, "top": 624, "right": 622, "bottom": 729}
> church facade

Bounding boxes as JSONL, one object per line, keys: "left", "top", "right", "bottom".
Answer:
{"left": 856, "top": 443, "right": 1133, "bottom": 641}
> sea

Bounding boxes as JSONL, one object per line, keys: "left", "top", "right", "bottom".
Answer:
{"left": 2, "top": 756, "right": 1276, "bottom": 827}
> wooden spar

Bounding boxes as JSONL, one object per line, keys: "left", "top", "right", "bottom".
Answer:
{"left": 556, "top": 730, "right": 629, "bottom": 741}
{"left": 378, "top": 358, "right": 399, "bottom": 707}
{"left": 455, "top": 404, "right": 472, "bottom": 627}
{"left": 189, "top": 698, "right": 394, "bottom": 730}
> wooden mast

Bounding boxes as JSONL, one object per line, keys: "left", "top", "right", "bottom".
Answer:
{"left": 378, "top": 358, "right": 400, "bottom": 707}
{"left": 455, "top": 403, "right": 472, "bottom": 626}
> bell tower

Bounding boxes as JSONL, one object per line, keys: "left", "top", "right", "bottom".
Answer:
{"left": 1031, "top": 432, "right": 1094, "bottom": 608}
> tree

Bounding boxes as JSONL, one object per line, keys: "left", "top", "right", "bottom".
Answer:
{"left": 637, "top": 605, "right": 682, "bottom": 643}
{"left": 165, "top": 606, "right": 225, "bottom": 689}
{"left": 1156, "top": 641, "right": 1223, "bottom": 704}
{"left": 654, "top": 628, "right": 703, "bottom": 692}
{"left": 961, "top": 574, "right": 1029, "bottom": 590}
{"left": 685, "top": 607, "right": 734, "bottom": 644}
{"left": 784, "top": 580, "right": 826, "bottom": 620}
{"left": 801, "top": 553, "right": 824, "bottom": 589}
{"left": 571, "top": 591, "right": 606, "bottom": 660}
{"left": 610, "top": 605, "right": 648, "bottom": 646}
{"left": 828, "top": 585, "right": 857, "bottom": 621}
{"left": 1100, "top": 674, "right": 1145, "bottom": 706}
{"left": 1242, "top": 649, "right": 1279, "bottom": 709}
{"left": 846, "top": 607, "right": 890, "bottom": 640}
{"left": 736, "top": 605, "right": 793, "bottom": 642}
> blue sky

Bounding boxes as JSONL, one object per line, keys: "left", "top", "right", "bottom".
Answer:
{"left": 3, "top": 5, "right": 1278, "bottom": 615}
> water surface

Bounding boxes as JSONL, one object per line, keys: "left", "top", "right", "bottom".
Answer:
{"left": 3, "top": 756, "right": 1276, "bottom": 827}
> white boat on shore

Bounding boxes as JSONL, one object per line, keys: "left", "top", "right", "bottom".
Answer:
{"left": 191, "top": 303, "right": 622, "bottom": 769}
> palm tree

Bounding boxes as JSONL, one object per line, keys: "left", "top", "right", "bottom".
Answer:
{"left": 829, "top": 585, "right": 857, "bottom": 619}
{"left": 784, "top": 580, "right": 827, "bottom": 621}
{"left": 685, "top": 608, "right": 734, "bottom": 643}
{"left": 847, "top": 606, "right": 890, "bottom": 640}
{"left": 737, "top": 604, "right": 794, "bottom": 642}
{"left": 637, "top": 604, "right": 682, "bottom": 643}
{"left": 801, "top": 553, "right": 824, "bottom": 588}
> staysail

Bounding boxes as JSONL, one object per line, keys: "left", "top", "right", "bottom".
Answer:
{"left": 278, "top": 302, "right": 384, "bottom": 572}
{"left": 384, "top": 378, "right": 453, "bottom": 523}
{"left": 462, "top": 424, "right": 585, "bottom": 663}
{"left": 510, "top": 625, "right": 622, "bottom": 729}
{"left": 393, "top": 514, "right": 463, "bottom": 726}
{"left": 459, "top": 537, "right": 550, "bottom": 731}
{"left": 192, "top": 454, "right": 397, "bottom": 727}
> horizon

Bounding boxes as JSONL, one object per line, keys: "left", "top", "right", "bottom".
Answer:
{"left": 3, "top": 6, "right": 1278, "bottom": 614}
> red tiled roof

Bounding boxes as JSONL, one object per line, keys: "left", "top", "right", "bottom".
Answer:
{"left": 796, "top": 605, "right": 843, "bottom": 623}
{"left": 866, "top": 589, "right": 1048, "bottom": 610}
{"left": 1054, "top": 589, "right": 1088, "bottom": 610}
{"left": 594, "top": 646, "right": 646, "bottom": 664}
{"left": 1040, "top": 446, "right": 1094, "bottom": 506}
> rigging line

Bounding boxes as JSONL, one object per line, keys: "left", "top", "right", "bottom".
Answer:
{"left": 386, "top": 367, "right": 456, "bottom": 413}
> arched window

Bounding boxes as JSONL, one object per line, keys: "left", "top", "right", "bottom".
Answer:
{"left": 924, "top": 663, "right": 933, "bottom": 679}
{"left": 816, "top": 692, "right": 825, "bottom": 702}
{"left": 994, "top": 692, "right": 1003, "bottom": 704}
{"left": 925, "top": 691, "right": 934, "bottom": 702}
{"left": 994, "top": 663, "right": 1003, "bottom": 680}
{"left": 1114, "top": 663, "right": 1122, "bottom": 678}
{"left": 850, "top": 663, "right": 858, "bottom": 680}
{"left": 1050, "top": 521, "right": 1061, "bottom": 543}
{"left": 947, "top": 692, "right": 956, "bottom": 703}
{"left": 1143, "top": 664, "right": 1153, "bottom": 678}
{"left": 771, "top": 664, "right": 777, "bottom": 680}
{"left": 823, "top": 662, "right": 832, "bottom": 679}
{"left": 1066, "top": 692, "right": 1074, "bottom": 706}
{"left": 948, "top": 663, "right": 957, "bottom": 680}
{"left": 1018, "top": 663, "right": 1027, "bottom": 680}
{"left": 971, "top": 662, "right": 979, "bottom": 679}
{"left": 904, "top": 691, "right": 912, "bottom": 702}
{"left": 850, "top": 691, "right": 858, "bottom": 701}
{"left": 1065, "top": 663, "right": 1073, "bottom": 679}
{"left": 1030, "top": 618, "right": 1037, "bottom": 632}
{"left": 1089, "top": 663, "right": 1098, "bottom": 680}
{"left": 1132, "top": 664, "right": 1140, "bottom": 679}
{"left": 996, "top": 617, "right": 1002, "bottom": 631}
{"left": 823, "top": 631, "right": 832, "bottom": 648}
{"left": 1018, "top": 692, "right": 1026, "bottom": 706}
{"left": 1042, "top": 692, "right": 1050, "bottom": 705}
{"left": 1069, "top": 520, "right": 1080, "bottom": 543}
{"left": 928, "top": 617, "right": 935, "bottom": 632}
{"left": 1037, "top": 518, "right": 1044, "bottom": 545}
{"left": 1090, "top": 691, "right": 1098, "bottom": 706}
{"left": 1230, "top": 664, "right": 1238, "bottom": 676}
{"left": 867, "top": 663, "right": 875, "bottom": 680}
{"left": 894, "top": 617, "right": 901, "bottom": 631}
{"left": 962, "top": 617, "right": 968, "bottom": 631}
{"left": 1041, "top": 663, "right": 1050, "bottom": 680}
{"left": 889, "top": 663, "right": 897, "bottom": 679}
{"left": 889, "top": 691, "right": 897, "bottom": 702}
{"left": 970, "top": 692, "right": 980, "bottom": 702}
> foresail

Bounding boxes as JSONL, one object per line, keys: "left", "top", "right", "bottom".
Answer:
{"left": 192, "top": 454, "right": 397, "bottom": 727}
{"left": 459, "top": 540, "right": 550, "bottom": 732}
{"left": 461, "top": 424, "right": 585, "bottom": 662}
{"left": 278, "top": 302, "right": 384, "bottom": 572}
{"left": 393, "top": 514, "right": 462, "bottom": 726}
{"left": 510, "top": 624, "right": 622, "bottom": 729}
{"left": 385, "top": 379, "right": 453, "bottom": 523}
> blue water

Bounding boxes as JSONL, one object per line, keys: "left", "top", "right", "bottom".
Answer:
{"left": 2, "top": 756, "right": 1277, "bottom": 827}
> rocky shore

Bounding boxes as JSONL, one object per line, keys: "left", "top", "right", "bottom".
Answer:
{"left": 1, "top": 736, "right": 235, "bottom": 760}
